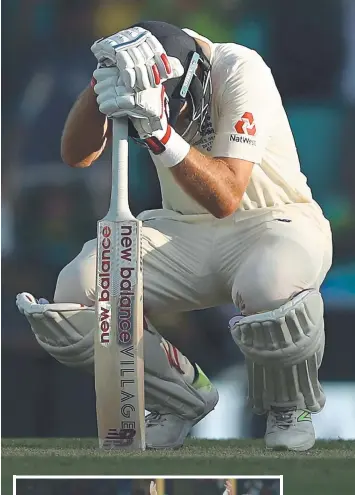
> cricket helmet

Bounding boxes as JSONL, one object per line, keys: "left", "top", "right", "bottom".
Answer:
{"left": 130, "top": 20, "right": 212, "bottom": 140}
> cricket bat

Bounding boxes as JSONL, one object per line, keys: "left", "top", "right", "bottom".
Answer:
{"left": 94, "top": 117, "right": 145, "bottom": 450}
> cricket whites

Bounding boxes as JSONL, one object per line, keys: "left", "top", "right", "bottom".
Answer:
{"left": 94, "top": 117, "right": 145, "bottom": 450}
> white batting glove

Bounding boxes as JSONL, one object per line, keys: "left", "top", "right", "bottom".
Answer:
{"left": 93, "top": 67, "right": 190, "bottom": 166}
{"left": 93, "top": 66, "right": 165, "bottom": 129}
{"left": 91, "top": 26, "right": 184, "bottom": 91}
{"left": 127, "top": 85, "right": 190, "bottom": 165}
{"left": 92, "top": 66, "right": 128, "bottom": 115}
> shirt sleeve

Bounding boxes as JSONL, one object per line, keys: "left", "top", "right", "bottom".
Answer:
{"left": 212, "top": 50, "right": 279, "bottom": 164}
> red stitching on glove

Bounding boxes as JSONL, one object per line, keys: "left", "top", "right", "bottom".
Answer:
{"left": 161, "top": 53, "right": 171, "bottom": 75}
{"left": 152, "top": 65, "right": 161, "bottom": 85}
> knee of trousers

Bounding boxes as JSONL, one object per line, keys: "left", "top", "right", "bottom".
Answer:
{"left": 230, "top": 289, "right": 326, "bottom": 413}
{"left": 232, "top": 276, "right": 295, "bottom": 316}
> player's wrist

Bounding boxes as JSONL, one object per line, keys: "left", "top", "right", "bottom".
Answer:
{"left": 145, "top": 126, "right": 190, "bottom": 167}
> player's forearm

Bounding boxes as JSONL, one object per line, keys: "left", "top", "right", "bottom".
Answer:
{"left": 61, "top": 86, "right": 110, "bottom": 168}
{"left": 170, "top": 147, "right": 244, "bottom": 218}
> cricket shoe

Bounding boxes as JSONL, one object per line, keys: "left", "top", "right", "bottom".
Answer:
{"left": 145, "top": 366, "right": 219, "bottom": 449}
{"left": 265, "top": 407, "right": 315, "bottom": 451}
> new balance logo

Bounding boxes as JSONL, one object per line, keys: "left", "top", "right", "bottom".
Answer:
{"left": 297, "top": 411, "right": 312, "bottom": 422}
{"left": 103, "top": 428, "right": 136, "bottom": 448}
{"left": 235, "top": 112, "right": 256, "bottom": 136}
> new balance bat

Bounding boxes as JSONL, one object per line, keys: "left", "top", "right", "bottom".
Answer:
{"left": 94, "top": 117, "right": 145, "bottom": 450}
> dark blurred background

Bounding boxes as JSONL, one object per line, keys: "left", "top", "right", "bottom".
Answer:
{"left": 15, "top": 477, "right": 280, "bottom": 495}
{"left": 2, "top": 0, "right": 355, "bottom": 440}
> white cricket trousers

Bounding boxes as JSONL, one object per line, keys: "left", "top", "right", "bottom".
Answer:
{"left": 54, "top": 203, "right": 332, "bottom": 316}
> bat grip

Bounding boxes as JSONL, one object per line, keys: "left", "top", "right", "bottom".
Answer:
{"left": 110, "top": 118, "right": 134, "bottom": 219}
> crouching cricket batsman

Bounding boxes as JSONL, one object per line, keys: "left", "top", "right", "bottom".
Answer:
{"left": 17, "top": 21, "right": 333, "bottom": 451}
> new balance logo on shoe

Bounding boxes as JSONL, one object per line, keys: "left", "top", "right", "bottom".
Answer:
{"left": 297, "top": 410, "right": 312, "bottom": 422}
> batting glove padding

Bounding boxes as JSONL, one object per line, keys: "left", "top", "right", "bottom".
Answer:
{"left": 93, "top": 66, "right": 190, "bottom": 166}
{"left": 128, "top": 85, "right": 190, "bottom": 165}
{"left": 94, "top": 67, "right": 169, "bottom": 138}
{"left": 91, "top": 26, "right": 184, "bottom": 92}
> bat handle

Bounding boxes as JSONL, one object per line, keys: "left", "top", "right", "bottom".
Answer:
{"left": 110, "top": 117, "right": 135, "bottom": 220}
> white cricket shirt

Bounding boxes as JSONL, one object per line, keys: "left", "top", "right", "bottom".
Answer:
{"left": 147, "top": 29, "right": 320, "bottom": 221}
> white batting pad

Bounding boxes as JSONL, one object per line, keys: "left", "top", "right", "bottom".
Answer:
{"left": 143, "top": 320, "right": 212, "bottom": 420}
{"left": 230, "top": 289, "right": 326, "bottom": 413}
{"left": 16, "top": 292, "right": 95, "bottom": 369}
{"left": 16, "top": 292, "right": 210, "bottom": 419}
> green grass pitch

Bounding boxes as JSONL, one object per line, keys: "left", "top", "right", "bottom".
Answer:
{"left": 3, "top": 439, "right": 355, "bottom": 495}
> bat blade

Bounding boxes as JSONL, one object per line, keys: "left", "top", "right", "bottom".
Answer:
{"left": 95, "top": 216, "right": 145, "bottom": 450}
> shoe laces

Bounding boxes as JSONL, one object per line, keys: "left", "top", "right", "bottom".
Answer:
{"left": 271, "top": 407, "right": 296, "bottom": 430}
{"left": 145, "top": 411, "right": 166, "bottom": 427}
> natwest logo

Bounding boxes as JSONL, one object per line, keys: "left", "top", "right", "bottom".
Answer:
{"left": 235, "top": 112, "right": 256, "bottom": 136}
{"left": 98, "top": 224, "right": 112, "bottom": 345}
